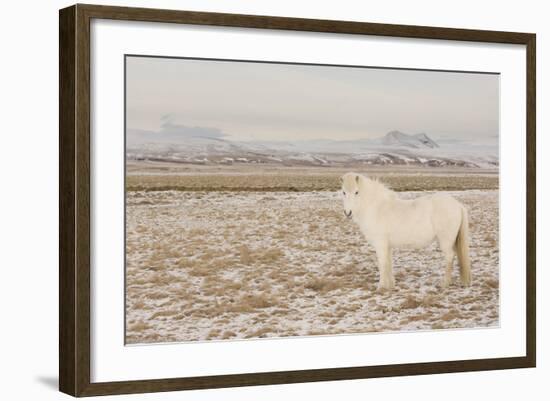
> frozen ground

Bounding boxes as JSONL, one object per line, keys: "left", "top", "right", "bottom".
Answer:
{"left": 125, "top": 188, "right": 499, "bottom": 344}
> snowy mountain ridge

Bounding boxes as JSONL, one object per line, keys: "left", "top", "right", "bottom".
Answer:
{"left": 126, "top": 129, "right": 498, "bottom": 168}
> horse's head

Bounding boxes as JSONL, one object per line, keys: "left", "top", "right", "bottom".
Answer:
{"left": 341, "top": 173, "right": 362, "bottom": 219}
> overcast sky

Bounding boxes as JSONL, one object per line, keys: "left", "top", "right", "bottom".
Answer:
{"left": 126, "top": 56, "right": 499, "bottom": 142}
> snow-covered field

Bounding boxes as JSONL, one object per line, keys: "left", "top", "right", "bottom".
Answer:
{"left": 125, "top": 187, "right": 499, "bottom": 344}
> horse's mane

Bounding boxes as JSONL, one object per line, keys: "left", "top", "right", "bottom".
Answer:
{"left": 361, "top": 175, "right": 397, "bottom": 201}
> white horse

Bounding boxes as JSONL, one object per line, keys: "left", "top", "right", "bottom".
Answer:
{"left": 341, "top": 172, "right": 471, "bottom": 290}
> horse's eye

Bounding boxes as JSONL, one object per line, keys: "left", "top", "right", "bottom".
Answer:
{"left": 355, "top": 191, "right": 359, "bottom": 195}
{"left": 343, "top": 191, "right": 346, "bottom": 195}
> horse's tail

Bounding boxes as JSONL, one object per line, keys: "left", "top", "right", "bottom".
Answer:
{"left": 456, "top": 206, "right": 472, "bottom": 286}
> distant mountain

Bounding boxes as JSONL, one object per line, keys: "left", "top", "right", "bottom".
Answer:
{"left": 126, "top": 129, "right": 497, "bottom": 169}
{"left": 381, "top": 131, "right": 439, "bottom": 148}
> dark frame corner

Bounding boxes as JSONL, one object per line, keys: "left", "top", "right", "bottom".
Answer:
{"left": 59, "top": 3, "right": 536, "bottom": 397}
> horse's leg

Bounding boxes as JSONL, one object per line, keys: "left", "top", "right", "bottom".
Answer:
{"left": 375, "top": 242, "right": 394, "bottom": 290}
{"left": 440, "top": 242, "right": 455, "bottom": 288}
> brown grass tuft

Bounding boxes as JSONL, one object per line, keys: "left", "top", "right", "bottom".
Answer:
{"left": 128, "top": 320, "right": 151, "bottom": 332}
{"left": 440, "top": 309, "right": 462, "bottom": 321}
{"left": 243, "top": 294, "right": 275, "bottom": 309}
{"left": 305, "top": 278, "right": 342, "bottom": 293}
{"left": 404, "top": 313, "right": 431, "bottom": 322}
{"left": 258, "top": 248, "right": 285, "bottom": 263}
{"left": 246, "top": 326, "right": 276, "bottom": 338}
{"left": 207, "top": 329, "right": 222, "bottom": 339}
{"left": 145, "top": 291, "right": 170, "bottom": 300}
{"left": 421, "top": 295, "right": 442, "bottom": 308}
{"left": 484, "top": 278, "right": 499, "bottom": 289}
{"left": 401, "top": 295, "right": 421, "bottom": 309}
{"left": 150, "top": 309, "right": 179, "bottom": 319}
{"left": 221, "top": 330, "right": 237, "bottom": 339}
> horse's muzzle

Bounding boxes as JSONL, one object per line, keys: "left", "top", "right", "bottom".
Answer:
{"left": 344, "top": 210, "right": 352, "bottom": 218}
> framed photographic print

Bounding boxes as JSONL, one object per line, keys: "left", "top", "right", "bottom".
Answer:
{"left": 59, "top": 4, "right": 536, "bottom": 397}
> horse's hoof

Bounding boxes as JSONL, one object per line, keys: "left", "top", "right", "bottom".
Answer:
{"left": 460, "top": 279, "right": 472, "bottom": 287}
{"left": 377, "top": 283, "right": 394, "bottom": 292}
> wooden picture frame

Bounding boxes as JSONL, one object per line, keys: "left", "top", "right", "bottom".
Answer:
{"left": 59, "top": 3, "right": 536, "bottom": 397}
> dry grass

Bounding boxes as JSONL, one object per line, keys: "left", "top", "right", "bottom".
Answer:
{"left": 305, "top": 278, "right": 343, "bottom": 293}
{"left": 240, "top": 294, "right": 276, "bottom": 309}
{"left": 126, "top": 167, "right": 498, "bottom": 193}
{"left": 257, "top": 248, "right": 285, "bottom": 263}
{"left": 440, "top": 309, "right": 462, "bottom": 321}
{"left": 484, "top": 278, "right": 499, "bottom": 289}
{"left": 150, "top": 309, "right": 179, "bottom": 319}
{"left": 128, "top": 320, "right": 152, "bottom": 332}
{"left": 401, "top": 295, "right": 422, "bottom": 309}
{"left": 125, "top": 171, "right": 500, "bottom": 344}
{"left": 245, "top": 326, "right": 277, "bottom": 338}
